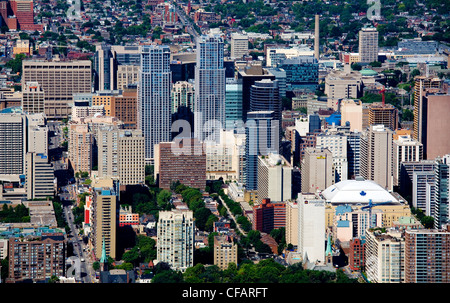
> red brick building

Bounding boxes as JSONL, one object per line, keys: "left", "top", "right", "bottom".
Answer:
{"left": 253, "top": 198, "right": 286, "bottom": 234}
{"left": 348, "top": 237, "right": 365, "bottom": 271}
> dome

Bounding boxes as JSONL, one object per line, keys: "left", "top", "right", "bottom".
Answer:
{"left": 321, "top": 179, "right": 399, "bottom": 204}
{"left": 360, "top": 69, "right": 378, "bottom": 76}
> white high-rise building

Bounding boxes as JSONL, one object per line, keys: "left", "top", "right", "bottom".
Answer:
{"left": 157, "top": 209, "right": 195, "bottom": 272}
{"left": 230, "top": 33, "right": 248, "bottom": 59}
{"left": 358, "top": 27, "right": 379, "bottom": 63}
{"left": 194, "top": 34, "right": 226, "bottom": 143}
{"left": 298, "top": 193, "right": 326, "bottom": 264}
{"left": 138, "top": 45, "right": 172, "bottom": 162}
{"left": 316, "top": 132, "right": 348, "bottom": 183}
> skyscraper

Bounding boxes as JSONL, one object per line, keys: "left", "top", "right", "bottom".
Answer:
{"left": 138, "top": 45, "right": 172, "bottom": 161}
{"left": 301, "top": 147, "right": 334, "bottom": 193}
{"left": 194, "top": 34, "right": 226, "bottom": 142}
{"left": 358, "top": 27, "right": 379, "bottom": 63}
{"left": 25, "top": 152, "right": 54, "bottom": 200}
{"left": 21, "top": 82, "right": 45, "bottom": 114}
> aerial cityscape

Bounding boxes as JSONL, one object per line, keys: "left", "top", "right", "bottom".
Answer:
{"left": 0, "top": 0, "right": 449, "bottom": 289}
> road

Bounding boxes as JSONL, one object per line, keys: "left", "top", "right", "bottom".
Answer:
{"left": 173, "top": 2, "right": 200, "bottom": 40}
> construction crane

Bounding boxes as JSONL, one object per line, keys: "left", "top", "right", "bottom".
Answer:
{"left": 361, "top": 199, "right": 393, "bottom": 229}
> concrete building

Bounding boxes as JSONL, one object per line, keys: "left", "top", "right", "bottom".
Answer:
{"left": 154, "top": 139, "right": 206, "bottom": 190}
{"left": 117, "top": 65, "right": 140, "bottom": 90}
{"left": 25, "top": 152, "right": 54, "bottom": 200}
{"left": 213, "top": 235, "right": 238, "bottom": 270}
{"left": 404, "top": 227, "right": 450, "bottom": 283}
{"left": 358, "top": 27, "right": 379, "bottom": 63}
{"left": 365, "top": 228, "right": 404, "bottom": 283}
{"left": 316, "top": 132, "right": 348, "bottom": 183}
{"left": 367, "top": 102, "right": 398, "bottom": 131}
{"left": 298, "top": 193, "right": 326, "bottom": 264}
{"left": 171, "top": 80, "right": 195, "bottom": 114}
{"left": 21, "top": 82, "right": 44, "bottom": 115}
{"left": 253, "top": 198, "right": 286, "bottom": 234}
{"left": 257, "top": 153, "right": 292, "bottom": 203}
{"left": 301, "top": 147, "right": 333, "bottom": 193}
{"left": 68, "top": 123, "right": 93, "bottom": 173}
{"left": 91, "top": 178, "right": 118, "bottom": 260}
{"left": 230, "top": 33, "right": 248, "bottom": 59}
{"left": 21, "top": 59, "right": 92, "bottom": 118}
{"left": 422, "top": 93, "right": 450, "bottom": 159}
{"left": 393, "top": 134, "right": 423, "bottom": 187}
{"left": 286, "top": 201, "right": 299, "bottom": 248}
{"left": 360, "top": 125, "right": 394, "bottom": 191}
{"left": 0, "top": 113, "right": 27, "bottom": 176}
{"left": 266, "top": 45, "right": 314, "bottom": 68}
{"left": 157, "top": 209, "right": 194, "bottom": 272}
{"left": 324, "top": 70, "right": 363, "bottom": 110}
{"left": 340, "top": 99, "right": 369, "bottom": 132}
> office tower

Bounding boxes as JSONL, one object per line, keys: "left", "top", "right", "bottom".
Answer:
{"left": 368, "top": 102, "right": 399, "bottom": 131}
{"left": 412, "top": 170, "right": 435, "bottom": 216}
{"left": 360, "top": 125, "right": 394, "bottom": 191}
{"left": 98, "top": 126, "right": 145, "bottom": 185}
{"left": 7, "top": 233, "right": 65, "bottom": 283}
{"left": 157, "top": 209, "right": 194, "bottom": 271}
{"left": 257, "top": 153, "right": 292, "bottom": 203}
{"left": 92, "top": 179, "right": 118, "bottom": 260}
{"left": 154, "top": 139, "right": 206, "bottom": 190}
{"left": 111, "top": 45, "right": 141, "bottom": 66}
{"left": 194, "top": 34, "right": 226, "bottom": 142}
{"left": 27, "top": 113, "right": 48, "bottom": 157}
{"left": 316, "top": 132, "right": 348, "bottom": 182}
{"left": 279, "top": 56, "right": 319, "bottom": 92}
{"left": 21, "top": 82, "right": 44, "bottom": 114}
{"left": 245, "top": 111, "right": 279, "bottom": 191}
{"left": 213, "top": 235, "right": 238, "bottom": 270}
{"left": 237, "top": 63, "right": 276, "bottom": 121}
{"left": 25, "top": 152, "right": 54, "bottom": 200}
{"left": 225, "top": 78, "right": 243, "bottom": 130}
{"left": 286, "top": 201, "right": 299, "bottom": 247}
{"left": 358, "top": 27, "right": 379, "bottom": 63}
{"left": 138, "top": 45, "right": 172, "bottom": 161}
{"left": 0, "top": 113, "right": 27, "bottom": 175}
{"left": 94, "top": 43, "right": 116, "bottom": 91}
{"left": 253, "top": 198, "right": 286, "bottom": 233}
{"left": 68, "top": 123, "right": 93, "bottom": 173}
{"left": 324, "top": 70, "right": 364, "bottom": 110}
{"left": 399, "top": 160, "right": 436, "bottom": 199}
{"left": 347, "top": 131, "right": 361, "bottom": 179}
{"left": 422, "top": 93, "right": 450, "bottom": 159}
{"left": 230, "top": 33, "right": 248, "bottom": 59}
{"left": 365, "top": 228, "right": 405, "bottom": 283}
{"left": 434, "top": 155, "right": 450, "bottom": 229}
{"left": 250, "top": 79, "right": 280, "bottom": 122}
{"left": 340, "top": 99, "right": 369, "bottom": 132}
{"left": 298, "top": 193, "right": 326, "bottom": 263}
{"left": 393, "top": 134, "right": 423, "bottom": 186}
{"left": 314, "top": 14, "right": 320, "bottom": 60}
{"left": 21, "top": 60, "right": 92, "bottom": 118}
{"left": 114, "top": 86, "right": 138, "bottom": 129}
{"left": 412, "top": 76, "right": 442, "bottom": 148}
{"left": 404, "top": 227, "right": 450, "bottom": 283}
{"left": 301, "top": 147, "right": 333, "bottom": 193}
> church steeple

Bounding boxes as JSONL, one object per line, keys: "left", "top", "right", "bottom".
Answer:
{"left": 100, "top": 237, "right": 108, "bottom": 271}
{"left": 325, "top": 232, "right": 333, "bottom": 264}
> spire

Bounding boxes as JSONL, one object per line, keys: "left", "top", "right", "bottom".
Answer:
{"left": 326, "top": 233, "right": 332, "bottom": 256}
{"left": 100, "top": 236, "right": 108, "bottom": 271}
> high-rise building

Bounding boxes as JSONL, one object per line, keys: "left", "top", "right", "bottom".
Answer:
{"left": 412, "top": 170, "right": 435, "bottom": 216}
{"left": 157, "top": 209, "right": 194, "bottom": 272}
{"left": 365, "top": 228, "right": 405, "bottom": 283}
{"left": 347, "top": 131, "right": 362, "bottom": 179}
{"left": 116, "top": 65, "right": 140, "bottom": 90}
{"left": 340, "top": 99, "right": 369, "bottom": 132}
{"left": 250, "top": 79, "right": 281, "bottom": 123}
{"left": 434, "top": 155, "right": 450, "bottom": 229}
{"left": 154, "top": 139, "right": 206, "bottom": 190}
{"left": 21, "top": 60, "right": 92, "bottom": 118}
{"left": 301, "top": 147, "right": 333, "bottom": 193}
{"left": 279, "top": 56, "right": 319, "bottom": 92}
{"left": 393, "top": 134, "right": 423, "bottom": 187}
{"left": 316, "top": 132, "right": 348, "bottom": 183}
{"left": 97, "top": 126, "right": 145, "bottom": 185}
{"left": 171, "top": 81, "right": 195, "bottom": 114}
{"left": 21, "top": 82, "right": 44, "bottom": 114}
{"left": 358, "top": 27, "right": 379, "bottom": 63}
{"left": 422, "top": 93, "right": 450, "bottom": 159}
{"left": 138, "top": 45, "right": 172, "bottom": 161}
{"left": 367, "top": 102, "right": 398, "bottom": 131}
{"left": 94, "top": 43, "right": 116, "bottom": 91}
{"left": 245, "top": 111, "right": 279, "bottom": 190}
{"left": 360, "top": 125, "right": 394, "bottom": 191}
{"left": 7, "top": 233, "right": 65, "bottom": 283}
{"left": 230, "top": 33, "right": 248, "bottom": 59}
{"left": 194, "top": 34, "right": 226, "bottom": 142}
{"left": 257, "top": 153, "right": 292, "bottom": 203}
{"left": 298, "top": 193, "right": 326, "bottom": 263}
{"left": 68, "top": 123, "right": 93, "bottom": 173}
{"left": 25, "top": 152, "right": 54, "bottom": 200}
{"left": 404, "top": 227, "right": 450, "bottom": 283}
{"left": 92, "top": 178, "right": 119, "bottom": 260}
{"left": 213, "top": 235, "right": 238, "bottom": 270}
{"left": 0, "top": 113, "right": 27, "bottom": 175}
{"left": 286, "top": 201, "right": 299, "bottom": 248}
{"left": 225, "top": 78, "right": 243, "bottom": 130}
